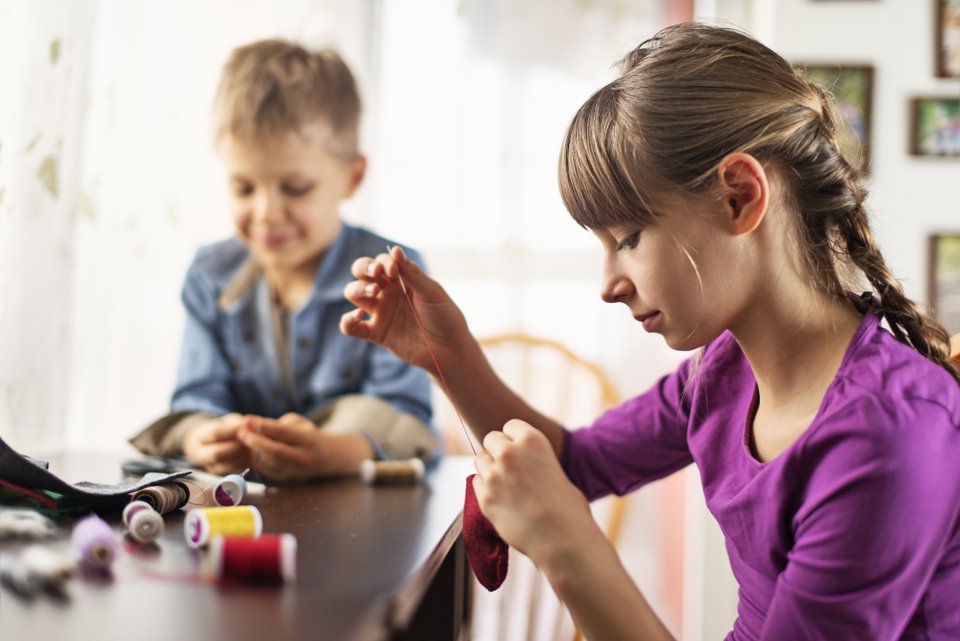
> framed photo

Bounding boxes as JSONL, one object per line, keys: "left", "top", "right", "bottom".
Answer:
{"left": 909, "top": 97, "right": 960, "bottom": 156}
{"left": 936, "top": 0, "right": 960, "bottom": 78}
{"left": 928, "top": 233, "right": 960, "bottom": 335}
{"left": 796, "top": 63, "right": 874, "bottom": 173}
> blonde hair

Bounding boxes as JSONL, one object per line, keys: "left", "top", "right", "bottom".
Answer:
{"left": 212, "top": 39, "right": 361, "bottom": 160}
{"left": 559, "top": 22, "right": 959, "bottom": 384}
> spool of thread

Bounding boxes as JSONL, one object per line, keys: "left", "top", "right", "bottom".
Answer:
{"left": 213, "top": 471, "right": 248, "bottom": 507}
{"left": 183, "top": 506, "right": 262, "bottom": 548}
{"left": 360, "top": 458, "right": 425, "bottom": 485}
{"left": 122, "top": 500, "right": 165, "bottom": 543}
{"left": 70, "top": 515, "right": 118, "bottom": 572}
{"left": 132, "top": 482, "right": 190, "bottom": 514}
{"left": 205, "top": 533, "right": 297, "bottom": 584}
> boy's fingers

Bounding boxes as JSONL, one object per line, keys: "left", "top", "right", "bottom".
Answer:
{"left": 204, "top": 420, "right": 244, "bottom": 443}
{"left": 245, "top": 420, "right": 311, "bottom": 447}
{"left": 244, "top": 429, "right": 304, "bottom": 461}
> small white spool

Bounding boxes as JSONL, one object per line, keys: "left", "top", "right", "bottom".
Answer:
{"left": 122, "top": 500, "right": 164, "bottom": 543}
{"left": 360, "top": 458, "right": 425, "bottom": 484}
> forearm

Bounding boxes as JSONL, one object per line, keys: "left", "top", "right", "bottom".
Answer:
{"left": 437, "top": 338, "right": 567, "bottom": 455}
{"left": 542, "top": 522, "right": 675, "bottom": 641}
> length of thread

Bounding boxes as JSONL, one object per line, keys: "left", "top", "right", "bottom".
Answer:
{"left": 388, "top": 245, "right": 477, "bottom": 455}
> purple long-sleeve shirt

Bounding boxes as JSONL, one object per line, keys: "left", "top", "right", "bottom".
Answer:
{"left": 562, "top": 312, "right": 960, "bottom": 640}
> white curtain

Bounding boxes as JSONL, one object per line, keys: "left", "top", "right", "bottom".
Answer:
{"left": 0, "top": 0, "right": 379, "bottom": 455}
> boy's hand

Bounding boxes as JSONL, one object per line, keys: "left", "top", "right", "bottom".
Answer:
{"left": 238, "top": 414, "right": 375, "bottom": 482}
{"left": 340, "top": 246, "right": 469, "bottom": 372}
{"left": 182, "top": 413, "right": 252, "bottom": 475}
{"left": 472, "top": 419, "right": 597, "bottom": 566}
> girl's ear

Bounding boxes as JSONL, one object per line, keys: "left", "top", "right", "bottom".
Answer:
{"left": 716, "top": 153, "right": 768, "bottom": 235}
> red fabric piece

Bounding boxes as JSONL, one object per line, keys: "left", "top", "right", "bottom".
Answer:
{"left": 463, "top": 474, "right": 509, "bottom": 591}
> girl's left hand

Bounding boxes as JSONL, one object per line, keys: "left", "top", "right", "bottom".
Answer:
{"left": 473, "top": 419, "right": 594, "bottom": 566}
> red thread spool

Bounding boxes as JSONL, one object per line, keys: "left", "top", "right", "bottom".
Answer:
{"left": 206, "top": 534, "right": 297, "bottom": 584}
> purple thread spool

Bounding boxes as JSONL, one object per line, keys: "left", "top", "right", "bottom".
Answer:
{"left": 70, "top": 515, "right": 118, "bottom": 573}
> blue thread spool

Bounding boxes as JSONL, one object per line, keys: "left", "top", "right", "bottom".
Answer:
{"left": 213, "top": 469, "right": 249, "bottom": 507}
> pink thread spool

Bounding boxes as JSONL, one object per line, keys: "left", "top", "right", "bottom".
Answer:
{"left": 122, "top": 500, "right": 164, "bottom": 543}
{"left": 70, "top": 515, "right": 118, "bottom": 573}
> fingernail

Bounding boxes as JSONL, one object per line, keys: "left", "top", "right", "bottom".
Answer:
{"left": 367, "top": 263, "right": 377, "bottom": 276}
{"left": 364, "top": 283, "right": 376, "bottom": 296}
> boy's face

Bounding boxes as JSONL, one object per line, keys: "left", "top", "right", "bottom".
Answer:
{"left": 219, "top": 124, "right": 365, "bottom": 277}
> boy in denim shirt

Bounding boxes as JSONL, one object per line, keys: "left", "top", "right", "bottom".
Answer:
{"left": 131, "top": 40, "right": 437, "bottom": 481}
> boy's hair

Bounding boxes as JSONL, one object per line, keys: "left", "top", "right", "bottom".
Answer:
{"left": 559, "top": 22, "right": 959, "bottom": 383}
{"left": 212, "top": 39, "right": 361, "bottom": 160}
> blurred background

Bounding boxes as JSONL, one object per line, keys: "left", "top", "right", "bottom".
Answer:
{"left": 0, "top": 1, "right": 957, "bottom": 639}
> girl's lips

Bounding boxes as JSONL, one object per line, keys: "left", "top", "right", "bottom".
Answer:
{"left": 635, "top": 311, "right": 661, "bottom": 332}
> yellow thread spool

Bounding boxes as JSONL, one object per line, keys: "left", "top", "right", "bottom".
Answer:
{"left": 183, "top": 506, "right": 262, "bottom": 548}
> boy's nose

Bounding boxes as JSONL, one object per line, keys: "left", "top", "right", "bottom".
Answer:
{"left": 253, "top": 191, "right": 283, "bottom": 222}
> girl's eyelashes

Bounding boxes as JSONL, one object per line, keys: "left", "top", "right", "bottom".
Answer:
{"left": 616, "top": 231, "right": 640, "bottom": 251}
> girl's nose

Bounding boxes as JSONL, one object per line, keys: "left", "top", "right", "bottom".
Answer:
{"left": 600, "top": 264, "right": 633, "bottom": 304}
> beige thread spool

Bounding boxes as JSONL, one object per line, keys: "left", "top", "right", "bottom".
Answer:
{"left": 360, "top": 459, "right": 425, "bottom": 485}
{"left": 183, "top": 506, "right": 262, "bottom": 548}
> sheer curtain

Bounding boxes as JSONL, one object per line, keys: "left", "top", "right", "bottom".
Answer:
{"left": 0, "top": 0, "right": 379, "bottom": 455}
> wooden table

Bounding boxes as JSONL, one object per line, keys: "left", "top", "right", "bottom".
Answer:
{"left": 0, "top": 453, "right": 475, "bottom": 641}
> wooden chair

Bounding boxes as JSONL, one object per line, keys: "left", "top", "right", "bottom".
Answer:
{"left": 434, "top": 332, "right": 623, "bottom": 641}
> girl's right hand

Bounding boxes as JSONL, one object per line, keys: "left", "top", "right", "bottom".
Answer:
{"left": 340, "top": 246, "right": 471, "bottom": 372}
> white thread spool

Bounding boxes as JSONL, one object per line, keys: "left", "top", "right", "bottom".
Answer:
{"left": 360, "top": 458, "right": 425, "bottom": 484}
{"left": 122, "top": 500, "right": 164, "bottom": 543}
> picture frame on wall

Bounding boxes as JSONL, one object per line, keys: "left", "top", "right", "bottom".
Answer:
{"left": 936, "top": 0, "right": 960, "bottom": 78}
{"left": 795, "top": 63, "right": 873, "bottom": 173}
{"left": 909, "top": 97, "right": 960, "bottom": 157}
{"left": 928, "top": 233, "right": 960, "bottom": 335}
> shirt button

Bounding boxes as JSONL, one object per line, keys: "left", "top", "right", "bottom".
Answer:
{"left": 243, "top": 331, "right": 255, "bottom": 343}
{"left": 297, "top": 337, "right": 311, "bottom": 349}
{"left": 341, "top": 368, "right": 354, "bottom": 380}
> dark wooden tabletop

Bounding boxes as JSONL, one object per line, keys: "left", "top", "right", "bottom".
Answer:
{"left": 0, "top": 452, "right": 474, "bottom": 641}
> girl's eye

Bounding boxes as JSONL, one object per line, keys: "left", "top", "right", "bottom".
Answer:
{"left": 282, "top": 183, "right": 314, "bottom": 197}
{"left": 616, "top": 232, "right": 640, "bottom": 251}
{"left": 231, "top": 181, "right": 253, "bottom": 198}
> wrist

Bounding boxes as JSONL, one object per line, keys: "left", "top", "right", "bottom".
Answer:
{"left": 536, "top": 517, "right": 610, "bottom": 590}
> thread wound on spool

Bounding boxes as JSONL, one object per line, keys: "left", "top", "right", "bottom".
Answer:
{"left": 184, "top": 506, "right": 263, "bottom": 548}
{"left": 70, "top": 515, "right": 118, "bottom": 571}
{"left": 360, "top": 458, "right": 425, "bottom": 484}
{"left": 123, "top": 501, "right": 165, "bottom": 544}
{"left": 132, "top": 482, "right": 189, "bottom": 514}
{"left": 213, "top": 474, "right": 247, "bottom": 507}
{"left": 206, "top": 533, "right": 297, "bottom": 583}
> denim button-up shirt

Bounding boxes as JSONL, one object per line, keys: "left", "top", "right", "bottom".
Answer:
{"left": 170, "top": 223, "right": 433, "bottom": 429}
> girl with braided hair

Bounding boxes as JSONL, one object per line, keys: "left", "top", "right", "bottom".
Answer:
{"left": 342, "top": 23, "right": 960, "bottom": 640}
